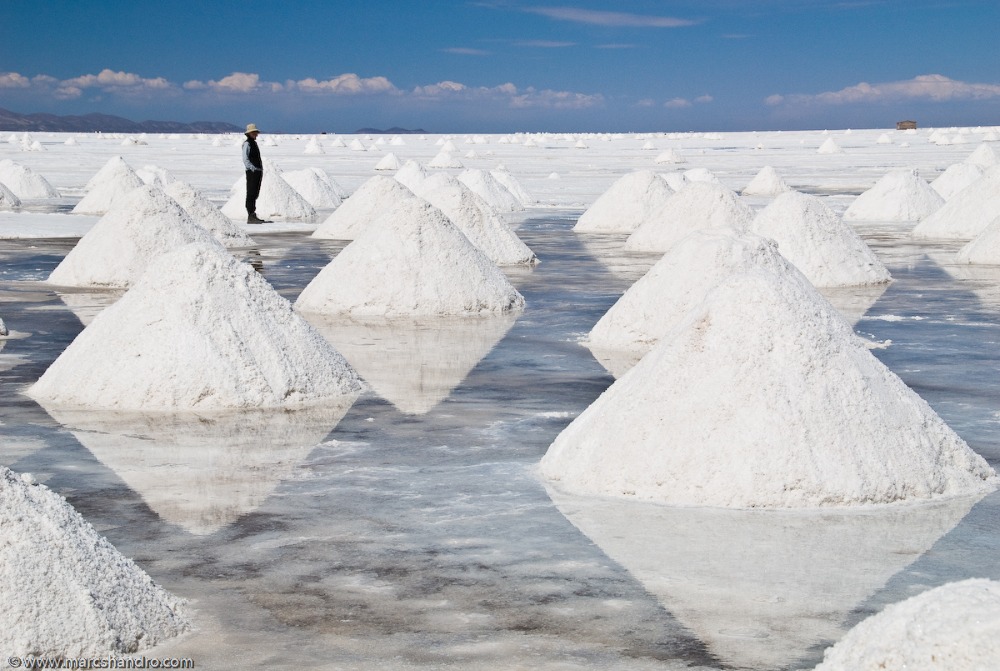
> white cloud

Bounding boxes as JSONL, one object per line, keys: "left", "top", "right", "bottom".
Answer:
{"left": 50, "top": 69, "right": 172, "bottom": 99}
{"left": 0, "top": 72, "right": 31, "bottom": 89}
{"left": 525, "top": 6, "right": 698, "bottom": 28}
{"left": 290, "top": 74, "right": 397, "bottom": 95}
{"left": 442, "top": 47, "right": 491, "bottom": 56}
{"left": 514, "top": 40, "right": 576, "bottom": 48}
{"left": 665, "top": 98, "right": 692, "bottom": 109}
{"left": 767, "top": 74, "right": 1000, "bottom": 107}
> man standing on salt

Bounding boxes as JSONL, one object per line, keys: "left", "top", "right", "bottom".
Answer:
{"left": 242, "top": 123, "right": 270, "bottom": 224}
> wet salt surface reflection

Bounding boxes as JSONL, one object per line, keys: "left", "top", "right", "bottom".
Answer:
{"left": 2, "top": 217, "right": 1000, "bottom": 670}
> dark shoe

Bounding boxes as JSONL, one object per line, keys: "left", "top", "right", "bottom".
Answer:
{"left": 248, "top": 215, "right": 266, "bottom": 224}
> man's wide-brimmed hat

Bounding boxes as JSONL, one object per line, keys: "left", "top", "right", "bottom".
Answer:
{"left": 245, "top": 123, "right": 261, "bottom": 135}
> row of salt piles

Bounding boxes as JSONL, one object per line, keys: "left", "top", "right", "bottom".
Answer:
{"left": 0, "top": 159, "right": 61, "bottom": 209}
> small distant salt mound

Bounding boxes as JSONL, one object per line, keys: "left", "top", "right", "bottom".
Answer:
{"left": 32, "top": 243, "right": 361, "bottom": 410}
{"left": 49, "top": 185, "right": 220, "bottom": 288}
{"left": 428, "top": 150, "right": 464, "bottom": 169}
{"left": 0, "top": 160, "right": 59, "bottom": 199}
{"left": 304, "top": 137, "right": 325, "bottom": 154}
{"left": 490, "top": 167, "right": 534, "bottom": 206}
{"left": 329, "top": 136, "right": 347, "bottom": 148}
{"left": 965, "top": 143, "right": 999, "bottom": 169}
{"left": 136, "top": 164, "right": 176, "bottom": 188}
{"left": 813, "top": 579, "right": 1000, "bottom": 670}
{"left": 458, "top": 168, "right": 524, "bottom": 212}
{"left": 0, "top": 465, "right": 188, "bottom": 657}
{"left": 913, "top": 165, "right": 1000, "bottom": 240}
{"left": 64, "top": 136, "right": 79, "bottom": 146}
{"left": 955, "top": 216, "right": 1000, "bottom": 264}
{"left": 640, "top": 140, "right": 657, "bottom": 151}
{"left": 375, "top": 152, "right": 402, "bottom": 171}
{"left": 541, "top": 269, "right": 997, "bottom": 508}
{"left": 654, "top": 149, "right": 685, "bottom": 164}
{"left": 394, "top": 160, "right": 428, "bottom": 192}
{"left": 817, "top": 138, "right": 844, "bottom": 154}
{"left": 349, "top": 138, "right": 366, "bottom": 151}
{"left": 441, "top": 139, "right": 458, "bottom": 152}
{"left": 296, "top": 197, "right": 524, "bottom": 317}
{"left": 313, "top": 175, "right": 417, "bottom": 240}
{"left": 752, "top": 191, "right": 892, "bottom": 287}
{"left": 163, "top": 181, "right": 255, "bottom": 248}
{"left": 843, "top": 168, "right": 944, "bottom": 222}
{"left": 876, "top": 133, "right": 893, "bottom": 145}
{"left": 683, "top": 167, "right": 721, "bottom": 184}
{"left": 625, "top": 182, "right": 755, "bottom": 253}
{"left": 574, "top": 170, "right": 676, "bottom": 233}
{"left": 221, "top": 160, "right": 317, "bottom": 221}
{"left": 931, "top": 163, "right": 984, "bottom": 200}
{"left": 410, "top": 172, "right": 537, "bottom": 266}
{"left": 389, "top": 136, "right": 406, "bottom": 146}
{"left": 0, "top": 316, "right": 7, "bottom": 336}
{"left": 741, "top": 166, "right": 792, "bottom": 196}
{"left": 281, "top": 168, "right": 344, "bottom": 208}
{"left": 73, "top": 156, "right": 146, "bottom": 215}
{"left": 574, "top": 140, "right": 588, "bottom": 149}
{"left": 0, "top": 182, "right": 21, "bottom": 210}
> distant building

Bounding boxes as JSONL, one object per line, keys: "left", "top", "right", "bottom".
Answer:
{"left": 896, "top": 120, "right": 918, "bottom": 130}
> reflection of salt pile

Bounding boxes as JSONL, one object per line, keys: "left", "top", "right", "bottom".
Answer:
{"left": 751, "top": 191, "right": 892, "bottom": 286}
{"left": 913, "top": 165, "right": 1000, "bottom": 239}
{"left": 573, "top": 170, "right": 675, "bottom": 233}
{"left": 221, "top": 159, "right": 317, "bottom": 221}
{"left": 48, "top": 185, "right": 219, "bottom": 288}
{"left": 547, "top": 486, "right": 982, "bottom": 671}
{"left": 31, "top": 243, "right": 361, "bottom": 409}
{"left": 281, "top": 168, "right": 344, "bottom": 208}
{"left": 295, "top": 196, "right": 524, "bottom": 317}
{"left": 0, "top": 159, "right": 60, "bottom": 198}
{"left": 307, "top": 314, "right": 516, "bottom": 415}
{"left": 72, "top": 156, "right": 145, "bottom": 214}
{"left": 931, "top": 162, "right": 983, "bottom": 200}
{"left": 163, "top": 180, "right": 255, "bottom": 248}
{"left": 814, "top": 579, "right": 1000, "bottom": 670}
{"left": 457, "top": 169, "right": 525, "bottom": 212}
{"left": 313, "top": 175, "right": 415, "bottom": 240}
{"left": 38, "top": 405, "right": 356, "bottom": 535}
{"left": 410, "top": 173, "right": 537, "bottom": 265}
{"left": 741, "top": 165, "right": 792, "bottom": 196}
{"left": 843, "top": 168, "right": 943, "bottom": 222}
{"left": 624, "top": 182, "right": 755, "bottom": 253}
{"left": 0, "top": 465, "right": 188, "bottom": 657}
{"left": 543, "top": 270, "right": 997, "bottom": 508}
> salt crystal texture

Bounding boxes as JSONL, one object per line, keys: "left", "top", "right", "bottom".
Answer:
{"left": 458, "top": 169, "right": 525, "bottom": 212}
{"left": 31, "top": 242, "right": 362, "bottom": 410}
{"left": 741, "top": 165, "right": 793, "bottom": 196}
{"left": 0, "top": 159, "right": 60, "bottom": 198}
{"left": 163, "top": 181, "right": 255, "bottom": 248}
{"left": 0, "top": 465, "right": 188, "bottom": 657}
{"left": 72, "top": 156, "right": 145, "bottom": 214}
{"left": 542, "top": 269, "right": 997, "bottom": 508}
{"left": 813, "top": 579, "right": 1000, "bottom": 670}
{"left": 625, "top": 182, "right": 755, "bottom": 253}
{"left": 48, "top": 185, "right": 220, "bottom": 288}
{"left": 573, "top": 170, "right": 676, "bottom": 233}
{"left": 843, "top": 168, "right": 944, "bottom": 222}
{"left": 295, "top": 196, "right": 525, "bottom": 317}
{"left": 312, "top": 175, "right": 416, "bottom": 241}
{"left": 913, "top": 165, "right": 1000, "bottom": 239}
{"left": 751, "top": 191, "right": 892, "bottom": 287}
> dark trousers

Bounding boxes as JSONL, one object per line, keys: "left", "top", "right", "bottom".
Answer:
{"left": 245, "top": 170, "right": 263, "bottom": 215}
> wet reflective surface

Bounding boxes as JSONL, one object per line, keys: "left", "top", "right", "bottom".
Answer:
{"left": 2, "top": 218, "right": 1000, "bottom": 670}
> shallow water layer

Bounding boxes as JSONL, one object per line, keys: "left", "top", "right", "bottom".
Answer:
{"left": 2, "top": 218, "right": 1000, "bottom": 671}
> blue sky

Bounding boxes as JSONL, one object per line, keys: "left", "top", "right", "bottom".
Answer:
{"left": 2, "top": 0, "right": 999, "bottom": 133}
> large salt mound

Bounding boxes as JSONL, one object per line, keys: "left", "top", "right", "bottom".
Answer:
{"left": 751, "top": 191, "right": 892, "bottom": 287}
{"left": 741, "top": 165, "right": 792, "bottom": 196}
{"left": 312, "top": 175, "right": 417, "bottom": 240}
{"left": 573, "top": 170, "right": 676, "bottom": 233}
{"left": 912, "top": 165, "right": 1000, "bottom": 240}
{"left": 163, "top": 180, "right": 255, "bottom": 248}
{"left": 843, "top": 168, "right": 944, "bottom": 222}
{"left": 490, "top": 167, "right": 533, "bottom": 206}
{"left": 0, "top": 182, "right": 20, "bottom": 209}
{"left": 955, "top": 216, "right": 1000, "bottom": 264}
{"left": 221, "top": 160, "right": 317, "bottom": 221}
{"left": 931, "top": 162, "right": 984, "bottom": 200}
{"left": 295, "top": 196, "right": 525, "bottom": 317}
{"left": 965, "top": 143, "right": 999, "bottom": 169}
{"left": 395, "top": 160, "right": 428, "bottom": 192}
{"left": 588, "top": 229, "right": 811, "bottom": 360}
{"left": 0, "top": 159, "right": 60, "bottom": 198}
{"left": 410, "top": 172, "right": 537, "bottom": 266}
{"left": 0, "top": 465, "right": 188, "bottom": 657}
{"left": 48, "top": 185, "right": 220, "bottom": 288}
{"left": 72, "top": 156, "right": 145, "bottom": 215}
{"left": 624, "top": 182, "right": 755, "bottom": 253}
{"left": 814, "top": 579, "right": 1000, "bottom": 670}
{"left": 31, "top": 243, "right": 361, "bottom": 410}
{"left": 457, "top": 169, "right": 525, "bottom": 212}
{"left": 541, "top": 269, "right": 997, "bottom": 508}
{"left": 281, "top": 168, "right": 344, "bottom": 208}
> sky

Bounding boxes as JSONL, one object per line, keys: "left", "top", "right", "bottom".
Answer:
{"left": 2, "top": 0, "right": 1000, "bottom": 134}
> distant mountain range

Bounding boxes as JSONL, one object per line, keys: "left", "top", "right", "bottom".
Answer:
{"left": 0, "top": 108, "right": 241, "bottom": 133}
{"left": 354, "top": 127, "right": 428, "bottom": 135}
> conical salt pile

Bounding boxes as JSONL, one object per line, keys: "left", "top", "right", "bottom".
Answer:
{"left": 490, "top": 167, "right": 533, "bottom": 206}
{"left": 48, "top": 185, "right": 220, "bottom": 288}
{"left": 410, "top": 172, "right": 537, "bottom": 266}
{"left": 956, "top": 217, "right": 1000, "bottom": 264}
{"left": 163, "top": 180, "right": 255, "bottom": 248}
{"left": 542, "top": 269, "right": 997, "bottom": 508}
{"left": 374, "top": 152, "right": 402, "bottom": 171}
{"left": 72, "top": 156, "right": 145, "bottom": 214}
{"left": 741, "top": 165, "right": 792, "bottom": 196}
{"left": 0, "top": 182, "right": 20, "bottom": 209}
{"left": 912, "top": 165, "right": 1000, "bottom": 239}
{"left": 394, "top": 160, "right": 428, "bottom": 192}
{"left": 931, "top": 162, "right": 983, "bottom": 200}
{"left": 221, "top": 159, "right": 316, "bottom": 221}
{"left": 654, "top": 149, "right": 685, "bottom": 164}
{"left": 281, "top": 168, "right": 344, "bottom": 208}
{"left": 0, "top": 159, "right": 59, "bottom": 198}
{"left": 843, "top": 168, "right": 944, "bottom": 222}
{"left": 457, "top": 169, "right": 524, "bottom": 212}
{"left": 428, "top": 150, "right": 463, "bottom": 169}
{"left": 964, "top": 143, "right": 999, "bottom": 169}
{"left": 0, "top": 465, "right": 189, "bottom": 657}
{"left": 625, "top": 182, "right": 755, "bottom": 253}
{"left": 312, "top": 175, "right": 417, "bottom": 240}
{"left": 751, "top": 190, "right": 892, "bottom": 287}
{"left": 303, "top": 137, "right": 325, "bottom": 154}
{"left": 295, "top": 196, "right": 525, "bottom": 317}
{"left": 814, "top": 579, "right": 1000, "bottom": 670}
{"left": 574, "top": 170, "right": 676, "bottom": 233}
{"left": 817, "top": 138, "right": 843, "bottom": 154}
{"left": 31, "top": 242, "right": 361, "bottom": 410}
